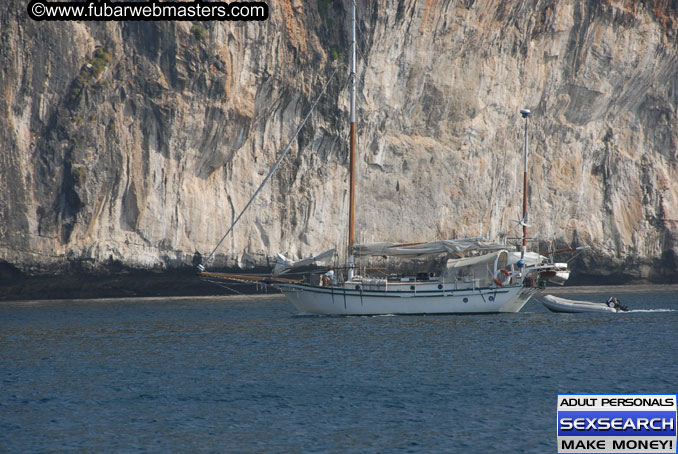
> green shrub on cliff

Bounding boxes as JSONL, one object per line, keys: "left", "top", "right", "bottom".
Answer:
{"left": 72, "top": 166, "right": 86, "bottom": 185}
{"left": 191, "top": 25, "right": 206, "bottom": 41}
{"left": 68, "top": 48, "right": 112, "bottom": 103}
{"left": 91, "top": 48, "right": 112, "bottom": 79}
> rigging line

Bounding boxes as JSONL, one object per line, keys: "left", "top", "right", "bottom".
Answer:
{"left": 202, "top": 278, "right": 247, "bottom": 295}
{"left": 566, "top": 249, "right": 586, "bottom": 264}
{"left": 202, "top": 278, "right": 275, "bottom": 304}
{"left": 201, "top": 64, "right": 341, "bottom": 269}
{"left": 354, "top": 2, "right": 371, "bottom": 55}
{"left": 356, "top": 39, "right": 368, "bottom": 64}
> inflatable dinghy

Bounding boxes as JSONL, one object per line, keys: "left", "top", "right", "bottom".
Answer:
{"left": 542, "top": 295, "right": 629, "bottom": 313}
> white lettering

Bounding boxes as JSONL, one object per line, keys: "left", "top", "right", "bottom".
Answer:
{"left": 635, "top": 418, "right": 649, "bottom": 430}
{"left": 561, "top": 416, "right": 674, "bottom": 431}
{"left": 622, "top": 418, "right": 637, "bottom": 430}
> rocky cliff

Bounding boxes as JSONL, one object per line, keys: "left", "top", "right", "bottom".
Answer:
{"left": 1, "top": 0, "right": 677, "bottom": 284}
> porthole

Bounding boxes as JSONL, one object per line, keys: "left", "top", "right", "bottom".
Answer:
{"left": 437, "top": 284, "right": 443, "bottom": 290}
{"left": 463, "top": 297, "right": 469, "bottom": 303}
{"left": 355, "top": 285, "right": 361, "bottom": 290}
{"left": 488, "top": 296, "right": 495, "bottom": 301}
{"left": 410, "top": 285, "right": 415, "bottom": 291}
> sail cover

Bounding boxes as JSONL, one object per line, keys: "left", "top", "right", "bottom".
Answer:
{"left": 443, "top": 250, "right": 510, "bottom": 282}
{"left": 273, "top": 249, "right": 336, "bottom": 276}
{"left": 350, "top": 239, "right": 506, "bottom": 259}
{"left": 507, "top": 251, "right": 545, "bottom": 266}
{"left": 445, "top": 250, "right": 508, "bottom": 270}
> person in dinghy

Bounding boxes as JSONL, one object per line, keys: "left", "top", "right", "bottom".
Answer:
{"left": 607, "top": 297, "right": 629, "bottom": 312}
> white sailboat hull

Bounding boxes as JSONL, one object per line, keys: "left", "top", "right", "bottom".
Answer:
{"left": 278, "top": 283, "right": 537, "bottom": 315}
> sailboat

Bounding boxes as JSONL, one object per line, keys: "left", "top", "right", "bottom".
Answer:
{"left": 198, "top": 1, "right": 571, "bottom": 314}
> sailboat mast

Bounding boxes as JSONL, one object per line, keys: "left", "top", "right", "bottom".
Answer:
{"left": 520, "top": 109, "right": 531, "bottom": 266}
{"left": 347, "top": 0, "right": 357, "bottom": 279}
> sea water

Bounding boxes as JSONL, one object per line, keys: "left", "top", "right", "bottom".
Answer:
{"left": 1, "top": 291, "right": 676, "bottom": 453}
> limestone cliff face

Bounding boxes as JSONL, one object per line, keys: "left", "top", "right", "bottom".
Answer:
{"left": 1, "top": 0, "right": 677, "bottom": 282}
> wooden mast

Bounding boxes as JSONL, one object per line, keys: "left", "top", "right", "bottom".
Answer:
{"left": 347, "top": 0, "right": 357, "bottom": 280}
{"left": 520, "top": 109, "right": 531, "bottom": 268}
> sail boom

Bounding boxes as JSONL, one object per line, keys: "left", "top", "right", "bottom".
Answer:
{"left": 350, "top": 239, "right": 507, "bottom": 259}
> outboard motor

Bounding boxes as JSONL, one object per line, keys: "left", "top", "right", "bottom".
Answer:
{"left": 607, "top": 297, "right": 629, "bottom": 312}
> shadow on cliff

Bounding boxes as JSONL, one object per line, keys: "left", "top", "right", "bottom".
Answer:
{"left": 0, "top": 259, "right": 278, "bottom": 301}
{"left": 3, "top": 255, "right": 677, "bottom": 301}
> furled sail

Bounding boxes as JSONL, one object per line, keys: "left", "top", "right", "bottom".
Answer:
{"left": 443, "top": 250, "right": 510, "bottom": 284}
{"left": 507, "top": 251, "right": 545, "bottom": 266}
{"left": 349, "top": 239, "right": 506, "bottom": 259}
{"left": 273, "top": 249, "right": 336, "bottom": 276}
{"left": 445, "top": 250, "right": 509, "bottom": 270}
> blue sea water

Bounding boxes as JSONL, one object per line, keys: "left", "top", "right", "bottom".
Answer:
{"left": 1, "top": 291, "right": 677, "bottom": 453}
